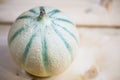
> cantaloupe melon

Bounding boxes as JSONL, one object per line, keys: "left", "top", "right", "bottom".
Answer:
{"left": 8, "top": 6, "right": 79, "bottom": 77}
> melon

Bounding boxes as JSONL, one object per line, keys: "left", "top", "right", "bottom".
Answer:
{"left": 8, "top": 6, "right": 79, "bottom": 77}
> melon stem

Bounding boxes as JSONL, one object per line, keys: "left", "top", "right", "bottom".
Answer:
{"left": 38, "top": 7, "right": 46, "bottom": 21}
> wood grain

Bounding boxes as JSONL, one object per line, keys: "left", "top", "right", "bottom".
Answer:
{"left": 0, "top": 66, "right": 30, "bottom": 80}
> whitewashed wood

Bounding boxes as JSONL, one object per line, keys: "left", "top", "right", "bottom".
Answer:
{"left": 0, "top": 0, "right": 120, "bottom": 26}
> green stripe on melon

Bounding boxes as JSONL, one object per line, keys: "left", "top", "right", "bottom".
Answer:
{"left": 8, "top": 6, "right": 79, "bottom": 77}
{"left": 16, "top": 16, "right": 32, "bottom": 21}
{"left": 51, "top": 24, "right": 73, "bottom": 61}
{"left": 48, "top": 9, "right": 60, "bottom": 16}
{"left": 51, "top": 21, "right": 78, "bottom": 43}
{"left": 29, "top": 9, "right": 38, "bottom": 14}
{"left": 41, "top": 32, "right": 49, "bottom": 74}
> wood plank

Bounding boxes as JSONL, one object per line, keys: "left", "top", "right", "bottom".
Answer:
{"left": 0, "top": 22, "right": 120, "bottom": 28}
{"left": 0, "top": 0, "right": 120, "bottom": 26}
{"left": 0, "top": 66, "right": 30, "bottom": 80}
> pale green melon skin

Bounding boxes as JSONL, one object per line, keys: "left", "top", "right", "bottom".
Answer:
{"left": 8, "top": 6, "right": 79, "bottom": 77}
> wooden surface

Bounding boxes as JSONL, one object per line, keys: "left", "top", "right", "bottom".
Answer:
{"left": 0, "top": 24, "right": 120, "bottom": 80}
{"left": 0, "top": 0, "right": 120, "bottom": 27}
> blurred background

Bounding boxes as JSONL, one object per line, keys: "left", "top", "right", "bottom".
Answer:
{"left": 0, "top": 0, "right": 120, "bottom": 80}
